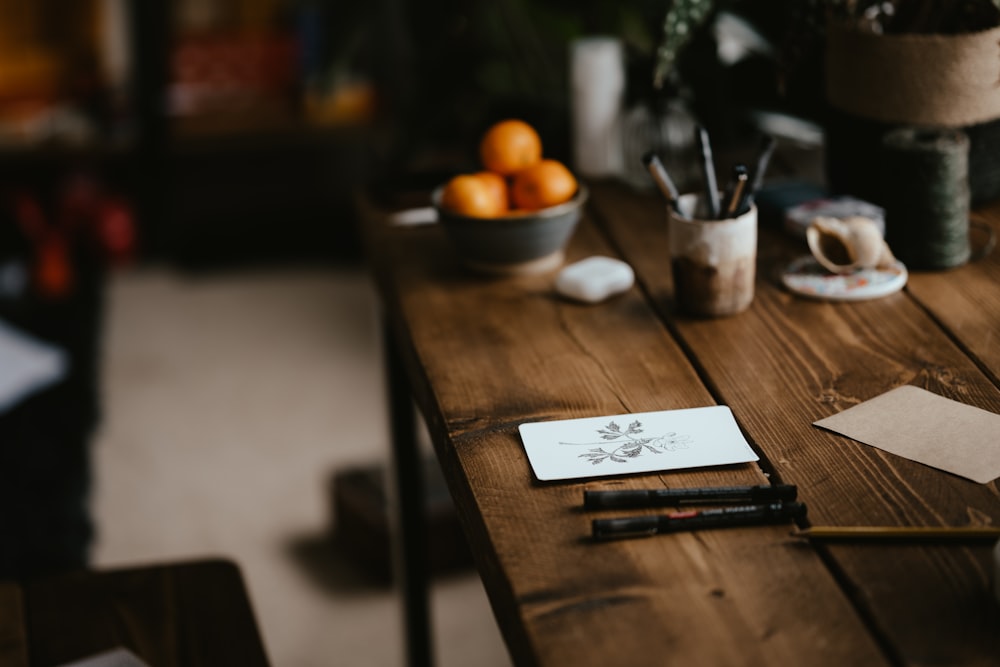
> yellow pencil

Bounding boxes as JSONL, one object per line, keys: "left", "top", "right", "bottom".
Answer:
{"left": 793, "top": 526, "right": 1000, "bottom": 541}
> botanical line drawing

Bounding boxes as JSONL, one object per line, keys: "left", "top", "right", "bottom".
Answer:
{"left": 560, "top": 420, "right": 691, "bottom": 465}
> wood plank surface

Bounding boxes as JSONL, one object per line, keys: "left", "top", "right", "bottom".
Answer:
{"left": 23, "top": 559, "right": 270, "bottom": 667}
{"left": 587, "top": 180, "right": 1000, "bottom": 666}
{"left": 0, "top": 582, "right": 29, "bottom": 667}
{"left": 905, "top": 204, "right": 1000, "bottom": 379}
{"left": 361, "top": 196, "right": 889, "bottom": 666}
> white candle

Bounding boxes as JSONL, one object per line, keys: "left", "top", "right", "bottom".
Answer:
{"left": 569, "top": 37, "right": 625, "bottom": 178}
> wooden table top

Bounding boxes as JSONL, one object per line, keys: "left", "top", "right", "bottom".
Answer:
{"left": 359, "top": 169, "right": 1000, "bottom": 667}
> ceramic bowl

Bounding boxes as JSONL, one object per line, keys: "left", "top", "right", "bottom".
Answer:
{"left": 432, "top": 185, "right": 589, "bottom": 275}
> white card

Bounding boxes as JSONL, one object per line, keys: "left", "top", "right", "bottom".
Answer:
{"left": 518, "top": 406, "right": 758, "bottom": 481}
{"left": 0, "top": 318, "right": 67, "bottom": 413}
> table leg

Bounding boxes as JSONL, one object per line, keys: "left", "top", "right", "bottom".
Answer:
{"left": 383, "top": 318, "right": 434, "bottom": 667}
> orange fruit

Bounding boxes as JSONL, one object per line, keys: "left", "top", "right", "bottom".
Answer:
{"left": 479, "top": 119, "right": 543, "bottom": 176}
{"left": 510, "top": 159, "right": 578, "bottom": 211}
{"left": 440, "top": 173, "right": 506, "bottom": 218}
{"left": 473, "top": 171, "right": 509, "bottom": 212}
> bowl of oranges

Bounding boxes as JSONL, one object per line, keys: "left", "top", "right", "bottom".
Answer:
{"left": 433, "top": 119, "right": 588, "bottom": 275}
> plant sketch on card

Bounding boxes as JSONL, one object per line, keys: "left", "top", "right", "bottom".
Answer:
{"left": 518, "top": 406, "right": 756, "bottom": 481}
{"left": 560, "top": 419, "right": 691, "bottom": 466}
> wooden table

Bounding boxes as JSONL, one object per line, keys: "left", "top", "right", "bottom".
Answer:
{"left": 359, "top": 167, "right": 1000, "bottom": 667}
{"left": 0, "top": 559, "right": 271, "bottom": 666}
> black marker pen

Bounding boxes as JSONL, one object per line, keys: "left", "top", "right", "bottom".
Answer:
{"left": 584, "top": 484, "right": 797, "bottom": 510}
{"left": 591, "top": 501, "right": 807, "bottom": 540}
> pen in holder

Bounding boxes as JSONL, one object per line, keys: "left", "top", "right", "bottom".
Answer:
{"left": 668, "top": 192, "right": 757, "bottom": 317}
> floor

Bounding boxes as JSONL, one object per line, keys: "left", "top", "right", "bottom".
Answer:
{"left": 89, "top": 263, "right": 513, "bottom": 667}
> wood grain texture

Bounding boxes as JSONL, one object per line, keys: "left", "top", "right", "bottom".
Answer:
{"left": 361, "top": 194, "right": 888, "bottom": 667}
{"left": 22, "top": 559, "right": 270, "bottom": 667}
{"left": 588, "top": 180, "right": 1000, "bottom": 666}
{"left": 905, "top": 204, "right": 1000, "bottom": 380}
{"left": 0, "top": 582, "right": 28, "bottom": 667}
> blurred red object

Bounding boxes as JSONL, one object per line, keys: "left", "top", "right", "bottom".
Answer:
{"left": 14, "top": 193, "right": 74, "bottom": 300}
{"left": 33, "top": 232, "right": 73, "bottom": 299}
{"left": 10, "top": 177, "right": 137, "bottom": 300}
{"left": 169, "top": 32, "right": 298, "bottom": 117}
{"left": 94, "top": 197, "right": 136, "bottom": 266}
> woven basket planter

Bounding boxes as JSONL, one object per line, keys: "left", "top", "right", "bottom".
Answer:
{"left": 823, "top": 21, "right": 1000, "bottom": 205}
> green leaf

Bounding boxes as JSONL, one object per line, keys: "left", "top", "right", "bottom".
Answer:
{"left": 653, "top": 0, "right": 716, "bottom": 88}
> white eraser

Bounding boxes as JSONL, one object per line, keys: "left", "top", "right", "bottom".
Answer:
{"left": 555, "top": 256, "right": 634, "bottom": 303}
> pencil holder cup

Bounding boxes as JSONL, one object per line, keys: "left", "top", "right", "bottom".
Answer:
{"left": 668, "top": 192, "right": 757, "bottom": 317}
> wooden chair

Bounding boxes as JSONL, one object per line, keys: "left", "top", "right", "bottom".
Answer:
{"left": 0, "top": 558, "right": 270, "bottom": 666}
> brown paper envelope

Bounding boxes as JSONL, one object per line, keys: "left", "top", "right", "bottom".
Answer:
{"left": 813, "top": 385, "right": 1000, "bottom": 484}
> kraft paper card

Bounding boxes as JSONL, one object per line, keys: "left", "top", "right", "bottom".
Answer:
{"left": 813, "top": 385, "right": 1000, "bottom": 484}
{"left": 518, "top": 406, "right": 759, "bottom": 482}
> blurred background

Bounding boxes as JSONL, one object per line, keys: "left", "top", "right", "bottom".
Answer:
{"left": 0, "top": 0, "right": 946, "bottom": 665}
{"left": 0, "top": 0, "right": 835, "bottom": 268}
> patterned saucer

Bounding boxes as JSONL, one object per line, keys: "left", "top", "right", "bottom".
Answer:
{"left": 781, "top": 255, "right": 908, "bottom": 301}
